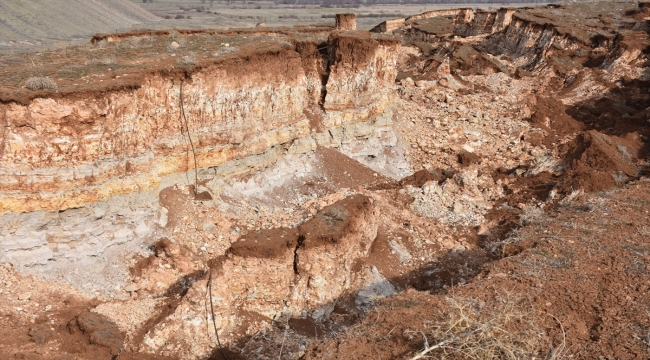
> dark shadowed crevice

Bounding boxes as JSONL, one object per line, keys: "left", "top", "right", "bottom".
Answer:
{"left": 293, "top": 235, "right": 305, "bottom": 275}
{"left": 319, "top": 41, "right": 331, "bottom": 107}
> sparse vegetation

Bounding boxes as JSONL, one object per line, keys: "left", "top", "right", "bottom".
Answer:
{"left": 519, "top": 205, "right": 547, "bottom": 226}
{"left": 24, "top": 77, "right": 58, "bottom": 91}
{"left": 613, "top": 170, "right": 629, "bottom": 185}
{"left": 406, "top": 293, "right": 565, "bottom": 359}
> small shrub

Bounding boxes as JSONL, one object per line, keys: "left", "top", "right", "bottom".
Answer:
{"left": 164, "top": 15, "right": 171, "bottom": 19}
{"left": 25, "top": 77, "right": 58, "bottom": 91}
{"left": 56, "top": 65, "right": 82, "bottom": 77}
{"left": 175, "top": 14, "right": 185, "bottom": 19}
{"left": 519, "top": 205, "right": 547, "bottom": 226}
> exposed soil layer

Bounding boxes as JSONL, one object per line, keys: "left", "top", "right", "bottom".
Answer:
{"left": 2, "top": 2, "right": 650, "bottom": 359}
{"left": 0, "top": 29, "right": 308, "bottom": 105}
{"left": 230, "top": 228, "right": 299, "bottom": 259}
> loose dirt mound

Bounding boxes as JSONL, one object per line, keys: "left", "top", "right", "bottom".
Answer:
{"left": 563, "top": 130, "right": 640, "bottom": 192}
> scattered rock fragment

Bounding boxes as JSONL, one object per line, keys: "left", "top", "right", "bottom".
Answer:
{"left": 73, "top": 312, "right": 124, "bottom": 355}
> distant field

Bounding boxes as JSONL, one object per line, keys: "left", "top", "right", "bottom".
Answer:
{"left": 132, "top": 1, "right": 544, "bottom": 30}
{"left": 0, "top": 0, "right": 550, "bottom": 54}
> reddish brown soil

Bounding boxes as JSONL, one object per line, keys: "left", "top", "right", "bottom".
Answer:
{"left": 313, "top": 146, "right": 396, "bottom": 190}
{"left": 3, "top": 3, "right": 650, "bottom": 359}
{"left": 399, "top": 169, "right": 445, "bottom": 187}
{"left": 299, "top": 194, "right": 373, "bottom": 248}
{"left": 0, "top": 27, "right": 331, "bottom": 106}
{"left": 529, "top": 95, "right": 584, "bottom": 146}
{"left": 230, "top": 228, "right": 299, "bottom": 259}
{"left": 328, "top": 30, "right": 399, "bottom": 71}
{"left": 304, "top": 179, "right": 650, "bottom": 359}
{"left": 563, "top": 130, "right": 640, "bottom": 192}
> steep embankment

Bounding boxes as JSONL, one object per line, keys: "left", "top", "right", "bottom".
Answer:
{"left": 0, "top": 31, "right": 398, "bottom": 215}
{"left": 0, "top": 0, "right": 158, "bottom": 47}
{"left": 0, "top": 30, "right": 400, "bottom": 290}
{"left": 395, "top": 2, "right": 646, "bottom": 72}
{"left": 0, "top": 27, "right": 403, "bottom": 360}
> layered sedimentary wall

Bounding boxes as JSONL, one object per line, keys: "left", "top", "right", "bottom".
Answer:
{"left": 0, "top": 30, "right": 400, "bottom": 295}
{"left": 0, "top": 48, "right": 313, "bottom": 214}
{"left": 483, "top": 16, "right": 561, "bottom": 68}
{"left": 0, "top": 31, "right": 398, "bottom": 215}
{"left": 407, "top": 5, "right": 629, "bottom": 71}
{"left": 371, "top": 9, "right": 462, "bottom": 34}
{"left": 454, "top": 8, "right": 516, "bottom": 37}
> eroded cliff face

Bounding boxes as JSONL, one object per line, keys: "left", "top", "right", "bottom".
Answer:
{"left": 0, "top": 30, "right": 401, "bottom": 299}
{"left": 323, "top": 32, "right": 398, "bottom": 127}
{"left": 400, "top": 3, "right": 646, "bottom": 74}
{"left": 454, "top": 8, "right": 516, "bottom": 37}
{"left": 3, "top": 4, "right": 650, "bottom": 359}
{"left": 0, "top": 50, "right": 310, "bottom": 213}
{"left": 0, "top": 32, "right": 398, "bottom": 215}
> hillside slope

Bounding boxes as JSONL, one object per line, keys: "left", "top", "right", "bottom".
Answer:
{"left": 0, "top": 0, "right": 158, "bottom": 46}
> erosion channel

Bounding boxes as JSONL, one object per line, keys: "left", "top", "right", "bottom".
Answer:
{"left": 1, "top": 3, "right": 650, "bottom": 359}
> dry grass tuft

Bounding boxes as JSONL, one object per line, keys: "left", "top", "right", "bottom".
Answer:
{"left": 89, "top": 57, "right": 117, "bottom": 66}
{"left": 638, "top": 226, "right": 650, "bottom": 237}
{"left": 617, "top": 144, "right": 632, "bottom": 161}
{"left": 213, "top": 46, "right": 238, "bottom": 57}
{"left": 612, "top": 170, "right": 629, "bottom": 185}
{"left": 177, "top": 53, "right": 196, "bottom": 66}
{"left": 24, "top": 77, "right": 58, "bottom": 91}
{"left": 406, "top": 293, "right": 566, "bottom": 359}
{"left": 519, "top": 205, "right": 547, "bottom": 226}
